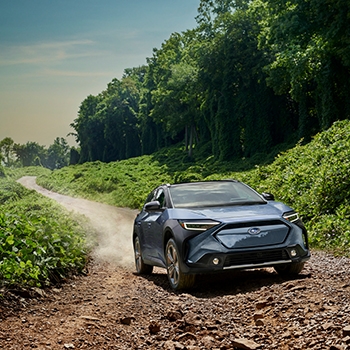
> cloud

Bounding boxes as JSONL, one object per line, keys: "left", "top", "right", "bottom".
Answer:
{"left": 0, "top": 39, "right": 99, "bottom": 66}
{"left": 41, "top": 68, "right": 113, "bottom": 78}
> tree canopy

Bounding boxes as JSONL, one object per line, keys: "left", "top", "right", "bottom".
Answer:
{"left": 69, "top": 0, "right": 350, "bottom": 164}
{"left": 0, "top": 137, "right": 71, "bottom": 169}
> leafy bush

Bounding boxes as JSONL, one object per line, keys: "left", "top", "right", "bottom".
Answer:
{"left": 0, "top": 175, "right": 87, "bottom": 288}
{"left": 0, "top": 165, "right": 5, "bottom": 178}
{"left": 0, "top": 212, "right": 85, "bottom": 287}
{"left": 5, "top": 166, "right": 51, "bottom": 180}
{"left": 0, "top": 179, "right": 28, "bottom": 205}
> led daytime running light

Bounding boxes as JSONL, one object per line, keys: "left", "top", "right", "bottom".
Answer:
{"left": 179, "top": 220, "right": 220, "bottom": 231}
{"left": 283, "top": 212, "right": 299, "bottom": 223}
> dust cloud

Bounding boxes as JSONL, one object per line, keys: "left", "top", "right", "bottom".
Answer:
{"left": 17, "top": 176, "right": 138, "bottom": 269}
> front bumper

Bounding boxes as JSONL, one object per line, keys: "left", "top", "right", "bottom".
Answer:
{"left": 180, "top": 220, "right": 310, "bottom": 274}
{"left": 185, "top": 245, "right": 310, "bottom": 274}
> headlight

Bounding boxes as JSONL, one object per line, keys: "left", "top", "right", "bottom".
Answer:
{"left": 178, "top": 220, "right": 221, "bottom": 231}
{"left": 283, "top": 211, "right": 299, "bottom": 223}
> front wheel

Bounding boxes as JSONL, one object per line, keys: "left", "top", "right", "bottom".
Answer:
{"left": 165, "top": 238, "right": 195, "bottom": 290}
{"left": 274, "top": 262, "right": 305, "bottom": 276}
{"left": 134, "top": 236, "right": 153, "bottom": 275}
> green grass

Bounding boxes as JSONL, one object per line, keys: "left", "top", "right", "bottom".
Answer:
{"left": 38, "top": 120, "right": 350, "bottom": 257}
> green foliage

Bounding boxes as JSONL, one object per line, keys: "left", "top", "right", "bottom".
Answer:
{"left": 257, "top": 0, "right": 350, "bottom": 133}
{"left": 0, "top": 137, "right": 15, "bottom": 167}
{"left": 0, "top": 176, "right": 86, "bottom": 288}
{"left": 38, "top": 157, "right": 172, "bottom": 209}
{"left": 5, "top": 166, "right": 51, "bottom": 180}
{"left": 0, "top": 179, "right": 28, "bottom": 205}
{"left": 39, "top": 120, "right": 350, "bottom": 257}
{"left": 0, "top": 165, "right": 6, "bottom": 178}
{"left": 1, "top": 137, "right": 71, "bottom": 170}
{"left": 70, "top": 70, "right": 145, "bottom": 164}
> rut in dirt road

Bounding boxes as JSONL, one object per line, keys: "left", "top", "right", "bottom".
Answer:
{"left": 17, "top": 176, "right": 138, "bottom": 268}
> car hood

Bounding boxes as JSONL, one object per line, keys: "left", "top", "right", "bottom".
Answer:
{"left": 188, "top": 202, "right": 290, "bottom": 223}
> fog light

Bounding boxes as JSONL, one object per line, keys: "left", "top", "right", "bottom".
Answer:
{"left": 290, "top": 249, "right": 297, "bottom": 257}
{"left": 213, "top": 258, "right": 220, "bottom": 265}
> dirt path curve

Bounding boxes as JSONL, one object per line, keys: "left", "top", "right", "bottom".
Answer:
{"left": 1, "top": 177, "right": 350, "bottom": 350}
{"left": 16, "top": 176, "right": 137, "bottom": 267}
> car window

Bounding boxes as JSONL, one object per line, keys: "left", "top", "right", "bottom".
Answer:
{"left": 169, "top": 182, "right": 265, "bottom": 208}
{"left": 145, "top": 190, "right": 155, "bottom": 205}
{"left": 155, "top": 188, "right": 166, "bottom": 208}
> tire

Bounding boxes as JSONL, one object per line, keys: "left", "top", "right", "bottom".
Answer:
{"left": 274, "top": 262, "right": 305, "bottom": 276}
{"left": 165, "top": 238, "right": 195, "bottom": 290}
{"left": 134, "top": 236, "right": 153, "bottom": 275}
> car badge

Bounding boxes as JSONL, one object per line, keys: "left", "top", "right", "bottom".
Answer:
{"left": 248, "top": 227, "right": 261, "bottom": 235}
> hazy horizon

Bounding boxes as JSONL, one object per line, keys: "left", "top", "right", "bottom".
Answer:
{"left": 0, "top": 0, "right": 198, "bottom": 147}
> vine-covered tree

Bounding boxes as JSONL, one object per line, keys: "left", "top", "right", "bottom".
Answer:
{"left": 257, "top": 0, "right": 350, "bottom": 139}
{"left": 0, "top": 137, "right": 15, "bottom": 167}
{"left": 44, "top": 137, "right": 70, "bottom": 170}
{"left": 13, "top": 142, "right": 46, "bottom": 167}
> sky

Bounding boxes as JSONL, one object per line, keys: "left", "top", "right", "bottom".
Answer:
{"left": 0, "top": 0, "right": 199, "bottom": 146}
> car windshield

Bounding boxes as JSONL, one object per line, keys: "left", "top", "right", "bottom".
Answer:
{"left": 169, "top": 181, "right": 265, "bottom": 208}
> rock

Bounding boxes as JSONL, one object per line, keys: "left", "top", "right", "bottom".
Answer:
{"left": 176, "top": 332, "right": 197, "bottom": 341}
{"left": 166, "top": 310, "right": 183, "bottom": 322}
{"left": 120, "top": 316, "right": 134, "bottom": 325}
{"left": 163, "top": 340, "right": 185, "bottom": 350}
{"left": 149, "top": 321, "right": 161, "bottom": 334}
{"left": 255, "top": 319, "right": 265, "bottom": 326}
{"left": 343, "top": 326, "right": 350, "bottom": 337}
{"left": 31, "top": 287, "right": 46, "bottom": 298}
{"left": 80, "top": 315, "right": 100, "bottom": 321}
{"left": 201, "top": 335, "right": 217, "bottom": 348}
{"left": 253, "top": 313, "right": 264, "bottom": 321}
{"left": 256, "top": 300, "right": 268, "bottom": 309}
{"left": 322, "top": 322, "right": 334, "bottom": 330}
{"left": 231, "top": 338, "right": 260, "bottom": 350}
{"left": 184, "top": 312, "right": 202, "bottom": 326}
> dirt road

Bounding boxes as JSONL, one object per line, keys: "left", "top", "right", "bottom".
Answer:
{"left": 1, "top": 177, "right": 350, "bottom": 349}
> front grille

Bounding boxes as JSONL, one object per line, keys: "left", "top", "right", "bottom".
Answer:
{"left": 223, "top": 249, "right": 289, "bottom": 267}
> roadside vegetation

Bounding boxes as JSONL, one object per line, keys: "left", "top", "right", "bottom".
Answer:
{"left": 0, "top": 167, "right": 87, "bottom": 289}
{"left": 38, "top": 120, "right": 350, "bottom": 257}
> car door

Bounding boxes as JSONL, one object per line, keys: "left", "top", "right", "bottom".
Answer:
{"left": 137, "top": 190, "right": 156, "bottom": 260}
{"left": 146, "top": 188, "right": 167, "bottom": 264}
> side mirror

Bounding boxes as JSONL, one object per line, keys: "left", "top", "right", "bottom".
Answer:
{"left": 262, "top": 192, "right": 275, "bottom": 201}
{"left": 144, "top": 200, "right": 161, "bottom": 211}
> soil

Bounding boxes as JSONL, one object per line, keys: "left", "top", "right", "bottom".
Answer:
{"left": 1, "top": 176, "right": 350, "bottom": 350}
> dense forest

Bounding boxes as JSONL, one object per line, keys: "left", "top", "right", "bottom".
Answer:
{"left": 69, "top": 0, "right": 350, "bottom": 164}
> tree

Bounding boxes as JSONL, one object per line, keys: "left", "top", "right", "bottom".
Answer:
{"left": 0, "top": 137, "right": 15, "bottom": 167}
{"left": 70, "top": 94, "right": 103, "bottom": 163}
{"left": 258, "top": 0, "right": 350, "bottom": 139}
{"left": 13, "top": 142, "right": 46, "bottom": 167}
{"left": 70, "top": 68, "right": 145, "bottom": 163}
{"left": 44, "top": 137, "right": 70, "bottom": 170}
{"left": 145, "top": 31, "right": 203, "bottom": 157}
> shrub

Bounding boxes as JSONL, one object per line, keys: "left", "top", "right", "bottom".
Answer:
{"left": 0, "top": 177, "right": 87, "bottom": 288}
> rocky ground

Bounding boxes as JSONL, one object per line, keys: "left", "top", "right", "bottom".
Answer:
{"left": 1, "top": 178, "right": 349, "bottom": 349}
